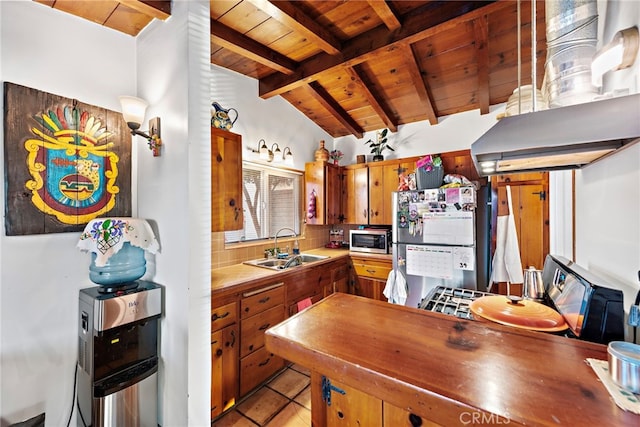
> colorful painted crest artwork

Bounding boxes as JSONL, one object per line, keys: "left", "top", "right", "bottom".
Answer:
{"left": 26, "top": 105, "right": 120, "bottom": 224}
{"left": 3, "top": 82, "right": 131, "bottom": 235}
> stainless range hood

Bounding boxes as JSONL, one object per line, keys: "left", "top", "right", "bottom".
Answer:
{"left": 471, "top": 93, "right": 640, "bottom": 176}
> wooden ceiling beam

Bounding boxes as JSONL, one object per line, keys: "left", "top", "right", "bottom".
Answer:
{"left": 249, "top": 0, "right": 342, "bottom": 55}
{"left": 307, "top": 82, "right": 364, "bottom": 138}
{"left": 211, "top": 20, "right": 298, "bottom": 75}
{"left": 366, "top": 0, "right": 401, "bottom": 31}
{"left": 400, "top": 45, "right": 437, "bottom": 125}
{"left": 345, "top": 66, "right": 398, "bottom": 132}
{"left": 473, "top": 16, "right": 490, "bottom": 114}
{"left": 259, "top": 0, "right": 508, "bottom": 99}
{"left": 118, "top": 0, "right": 171, "bottom": 20}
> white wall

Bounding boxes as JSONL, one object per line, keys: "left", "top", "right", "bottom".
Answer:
{"left": 0, "top": 1, "right": 137, "bottom": 425}
{"left": 211, "top": 65, "right": 332, "bottom": 169}
{"left": 333, "top": 105, "right": 505, "bottom": 164}
{"left": 135, "top": 1, "right": 212, "bottom": 425}
{"left": 574, "top": 0, "right": 640, "bottom": 316}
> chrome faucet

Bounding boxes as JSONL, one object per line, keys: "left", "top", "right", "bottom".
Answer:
{"left": 274, "top": 227, "right": 296, "bottom": 255}
{"left": 283, "top": 255, "right": 302, "bottom": 269}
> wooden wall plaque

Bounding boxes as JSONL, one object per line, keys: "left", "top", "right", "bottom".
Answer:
{"left": 3, "top": 82, "right": 132, "bottom": 235}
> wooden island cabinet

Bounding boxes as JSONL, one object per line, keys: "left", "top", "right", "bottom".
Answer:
{"left": 266, "top": 293, "right": 639, "bottom": 427}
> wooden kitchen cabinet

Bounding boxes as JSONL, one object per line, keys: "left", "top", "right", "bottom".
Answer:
{"left": 317, "top": 374, "right": 382, "bottom": 427}
{"left": 211, "top": 128, "right": 243, "bottom": 231}
{"left": 239, "top": 283, "right": 285, "bottom": 396}
{"left": 351, "top": 255, "right": 391, "bottom": 301}
{"left": 342, "top": 164, "right": 369, "bottom": 224}
{"left": 211, "top": 300, "right": 238, "bottom": 419}
{"left": 325, "top": 259, "right": 350, "bottom": 296}
{"left": 305, "top": 161, "right": 342, "bottom": 225}
{"left": 368, "top": 159, "right": 416, "bottom": 225}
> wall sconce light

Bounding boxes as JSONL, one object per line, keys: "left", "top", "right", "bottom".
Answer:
{"left": 283, "top": 147, "right": 294, "bottom": 166}
{"left": 271, "top": 143, "right": 282, "bottom": 163}
{"left": 119, "top": 96, "right": 162, "bottom": 157}
{"left": 591, "top": 26, "right": 639, "bottom": 87}
{"left": 247, "top": 140, "right": 293, "bottom": 165}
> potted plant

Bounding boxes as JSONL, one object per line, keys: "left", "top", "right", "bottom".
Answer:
{"left": 329, "top": 149, "right": 344, "bottom": 165}
{"left": 365, "top": 129, "right": 393, "bottom": 161}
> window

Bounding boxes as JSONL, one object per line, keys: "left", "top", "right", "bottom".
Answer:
{"left": 224, "top": 162, "right": 302, "bottom": 243}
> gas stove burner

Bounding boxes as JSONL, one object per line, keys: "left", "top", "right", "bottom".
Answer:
{"left": 97, "top": 281, "right": 140, "bottom": 294}
{"left": 419, "top": 286, "right": 493, "bottom": 320}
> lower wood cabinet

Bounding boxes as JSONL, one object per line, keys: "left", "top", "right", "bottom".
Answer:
{"left": 351, "top": 255, "right": 391, "bottom": 301}
{"left": 211, "top": 300, "right": 238, "bottom": 419}
{"left": 240, "top": 283, "right": 286, "bottom": 396}
{"left": 212, "top": 255, "right": 352, "bottom": 421}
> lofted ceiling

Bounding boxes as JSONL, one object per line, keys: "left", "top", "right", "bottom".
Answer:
{"left": 35, "top": 0, "right": 548, "bottom": 139}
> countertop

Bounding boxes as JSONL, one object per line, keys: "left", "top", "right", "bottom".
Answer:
{"left": 265, "top": 292, "right": 639, "bottom": 426}
{"left": 211, "top": 248, "right": 359, "bottom": 293}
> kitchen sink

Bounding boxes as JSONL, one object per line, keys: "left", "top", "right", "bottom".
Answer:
{"left": 243, "top": 253, "right": 329, "bottom": 271}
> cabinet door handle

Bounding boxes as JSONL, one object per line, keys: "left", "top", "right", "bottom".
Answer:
{"left": 212, "top": 311, "right": 230, "bottom": 322}
{"left": 215, "top": 348, "right": 223, "bottom": 357}
{"left": 258, "top": 357, "right": 271, "bottom": 367}
{"left": 363, "top": 209, "right": 367, "bottom": 218}
{"left": 258, "top": 323, "right": 271, "bottom": 331}
{"left": 228, "top": 330, "right": 236, "bottom": 348}
{"left": 259, "top": 296, "right": 270, "bottom": 304}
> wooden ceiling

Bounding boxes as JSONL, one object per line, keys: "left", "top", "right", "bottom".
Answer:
{"left": 34, "top": 0, "right": 548, "bottom": 139}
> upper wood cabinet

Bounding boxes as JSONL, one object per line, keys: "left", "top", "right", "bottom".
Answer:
{"left": 211, "top": 128, "right": 243, "bottom": 231}
{"left": 305, "top": 161, "right": 342, "bottom": 225}
{"left": 343, "top": 159, "right": 416, "bottom": 225}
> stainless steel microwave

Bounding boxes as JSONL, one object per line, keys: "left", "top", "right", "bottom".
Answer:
{"left": 349, "top": 229, "right": 391, "bottom": 254}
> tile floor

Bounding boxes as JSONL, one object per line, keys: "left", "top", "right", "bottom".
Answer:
{"left": 212, "top": 364, "right": 311, "bottom": 427}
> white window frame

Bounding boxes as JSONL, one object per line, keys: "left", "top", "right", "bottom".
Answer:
{"left": 224, "top": 161, "right": 302, "bottom": 244}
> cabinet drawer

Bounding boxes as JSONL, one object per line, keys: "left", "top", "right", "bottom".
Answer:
{"left": 240, "top": 345, "right": 285, "bottom": 396}
{"left": 353, "top": 260, "right": 391, "bottom": 280}
{"left": 241, "top": 283, "right": 284, "bottom": 318}
{"left": 211, "top": 302, "right": 237, "bottom": 333}
{"left": 240, "top": 305, "right": 285, "bottom": 358}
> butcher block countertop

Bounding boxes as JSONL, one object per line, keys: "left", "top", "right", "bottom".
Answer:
{"left": 265, "top": 293, "right": 639, "bottom": 426}
{"left": 211, "top": 248, "right": 352, "bottom": 294}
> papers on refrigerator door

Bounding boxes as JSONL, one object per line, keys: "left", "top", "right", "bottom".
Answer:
{"left": 406, "top": 245, "right": 454, "bottom": 279}
{"left": 421, "top": 211, "right": 474, "bottom": 245}
{"left": 453, "top": 247, "right": 475, "bottom": 271}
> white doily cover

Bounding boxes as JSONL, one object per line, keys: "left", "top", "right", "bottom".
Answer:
{"left": 77, "top": 218, "right": 160, "bottom": 267}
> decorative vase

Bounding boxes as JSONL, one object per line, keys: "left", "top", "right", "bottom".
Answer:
{"left": 373, "top": 154, "right": 384, "bottom": 162}
{"left": 315, "top": 140, "right": 330, "bottom": 162}
{"left": 333, "top": 159, "right": 339, "bottom": 165}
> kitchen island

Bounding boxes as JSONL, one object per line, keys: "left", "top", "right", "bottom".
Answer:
{"left": 265, "top": 292, "right": 639, "bottom": 426}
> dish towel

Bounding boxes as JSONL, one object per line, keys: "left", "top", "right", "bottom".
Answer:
{"left": 383, "top": 269, "right": 408, "bottom": 305}
{"left": 586, "top": 358, "right": 640, "bottom": 414}
{"left": 489, "top": 185, "right": 524, "bottom": 292}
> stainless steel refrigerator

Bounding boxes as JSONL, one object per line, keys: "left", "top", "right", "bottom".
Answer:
{"left": 392, "top": 186, "right": 490, "bottom": 308}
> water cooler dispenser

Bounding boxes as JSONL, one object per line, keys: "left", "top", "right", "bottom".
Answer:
{"left": 77, "top": 281, "right": 161, "bottom": 427}
{"left": 76, "top": 218, "right": 162, "bottom": 426}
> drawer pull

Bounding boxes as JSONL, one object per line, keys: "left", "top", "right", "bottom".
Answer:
{"left": 258, "top": 323, "right": 271, "bottom": 331}
{"left": 258, "top": 357, "right": 271, "bottom": 367}
{"left": 243, "top": 282, "right": 284, "bottom": 297}
{"left": 366, "top": 269, "right": 377, "bottom": 274}
{"left": 258, "top": 296, "right": 270, "bottom": 304}
{"left": 249, "top": 344, "right": 254, "bottom": 352}
{"left": 212, "top": 311, "right": 230, "bottom": 322}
